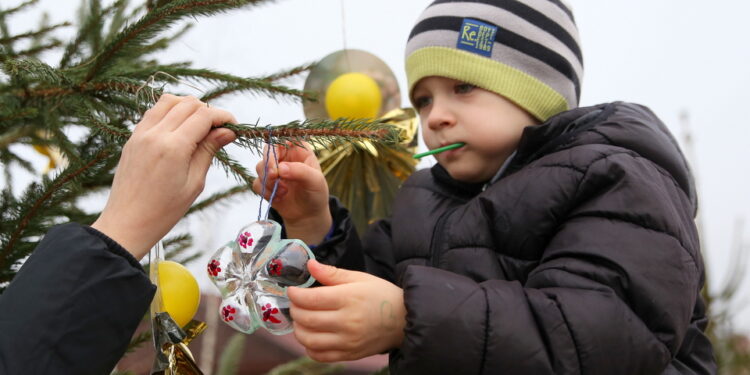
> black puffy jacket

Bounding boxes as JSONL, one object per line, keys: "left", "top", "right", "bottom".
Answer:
{"left": 303, "top": 102, "right": 716, "bottom": 374}
{"left": 0, "top": 224, "right": 155, "bottom": 374}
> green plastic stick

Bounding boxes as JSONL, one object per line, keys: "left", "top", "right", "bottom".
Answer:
{"left": 413, "top": 143, "right": 465, "bottom": 159}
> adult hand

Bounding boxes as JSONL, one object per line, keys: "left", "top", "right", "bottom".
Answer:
{"left": 91, "top": 94, "right": 236, "bottom": 260}
{"left": 287, "top": 260, "right": 406, "bottom": 362}
{"left": 252, "top": 142, "right": 331, "bottom": 245}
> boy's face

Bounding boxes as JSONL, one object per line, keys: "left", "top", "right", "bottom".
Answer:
{"left": 413, "top": 76, "right": 539, "bottom": 183}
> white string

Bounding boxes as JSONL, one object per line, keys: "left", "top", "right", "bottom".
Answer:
{"left": 340, "top": 0, "right": 353, "bottom": 71}
{"left": 340, "top": 0, "right": 348, "bottom": 52}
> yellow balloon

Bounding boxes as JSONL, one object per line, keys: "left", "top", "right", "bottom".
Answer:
{"left": 325, "top": 72, "right": 382, "bottom": 119}
{"left": 158, "top": 260, "right": 200, "bottom": 328}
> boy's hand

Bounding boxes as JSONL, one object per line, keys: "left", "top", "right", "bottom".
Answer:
{"left": 252, "top": 142, "right": 332, "bottom": 245}
{"left": 287, "top": 260, "right": 406, "bottom": 362}
{"left": 91, "top": 94, "right": 236, "bottom": 260}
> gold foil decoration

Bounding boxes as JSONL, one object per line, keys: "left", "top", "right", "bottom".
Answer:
{"left": 303, "top": 49, "right": 401, "bottom": 120}
{"left": 149, "top": 242, "right": 205, "bottom": 375}
{"left": 314, "top": 108, "right": 419, "bottom": 233}
{"left": 32, "top": 130, "right": 68, "bottom": 173}
{"left": 303, "top": 49, "right": 419, "bottom": 233}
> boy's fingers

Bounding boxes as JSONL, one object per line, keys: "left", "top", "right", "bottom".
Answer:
{"left": 251, "top": 175, "right": 263, "bottom": 195}
{"left": 305, "top": 348, "right": 347, "bottom": 363}
{"left": 290, "top": 308, "right": 342, "bottom": 333}
{"left": 292, "top": 323, "right": 343, "bottom": 351}
{"left": 253, "top": 162, "right": 284, "bottom": 199}
{"left": 259, "top": 181, "right": 287, "bottom": 202}
{"left": 287, "top": 285, "right": 345, "bottom": 311}
{"left": 276, "top": 162, "right": 326, "bottom": 191}
{"left": 255, "top": 153, "right": 279, "bottom": 181}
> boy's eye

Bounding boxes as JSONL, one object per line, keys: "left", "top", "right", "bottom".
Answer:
{"left": 455, "top": 83, "right": 476, "bottom": 94}
{"left": 413, "top": 96, "right": 432, "bottom": 109}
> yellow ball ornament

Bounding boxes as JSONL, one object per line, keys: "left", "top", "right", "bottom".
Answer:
{"left": 158, "top": 260, "right": 200, "bottom": 328}
{"left": 325, "top": 72, "right": 382, "bottom": 119}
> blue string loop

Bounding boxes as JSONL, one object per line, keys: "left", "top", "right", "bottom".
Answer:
{"left": 258, "top": 126, "right": 281, "bottom": 221}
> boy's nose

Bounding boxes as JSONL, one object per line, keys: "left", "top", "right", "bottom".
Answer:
{"left": 426, "top": 101, "right": 457, "bottom": 130}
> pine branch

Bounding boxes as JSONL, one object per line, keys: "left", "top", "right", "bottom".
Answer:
{"left": 201, "top": 80, "right": 311, "bottom": 102}
{"left": 89, "top": 91, "right": 152, "bottom": 121}
{"left": 162, "top": 233, "right": 192, "bottom": 249}
{"left": 214, "top": 149, "right": 255, "bottom": 184}
{"left": 124, "top": 329, "right": 151, "bottom": 355}
{"left": 7, "top": 151, "right": 36, "bottom": 172}
{"left": 44, "top": 126, "right": 83, "bottom": 165}
{"left": 134, "top": 67, "right": 312, "bottom": 102}
{"left": 0, "top": 125, "right": 34, "bottom": 149}
{"left": 0, "top": 149, "right": 36, "bottom": 175}
{"left": 261, "top": 62, "right": 316, "bottom": 82}
{"left": 163, "top": 233, "right": 194, "bottom": 262}
{"left": 86, "top": 0, "right": 105, "bottom": 55}
{"left": 134, "top": 23, "right": 193, "bottom": 57}
{"left": 0, "top": 22, "right": 71, "bottom": 45}
{"left": 216, "top": 333, "right": 246, "bottom": 375}
{"left": 59, "top": 0, "right": 114, "bottom": 68}
{"left": 5, "top": 40, "right": 62, "bottom": 59}
{"left": 82, "top": 109, "right": 133, "bottom": 141}
{"left": 224, "top": 118, "right": 400, "bottom": 151}
{"left": 156, "top": 67, "right": 270, "bottom": 85}
{"left": 2, "top": 57, "right": 72, "bottom": 85}
{"left": 147, "top": 0, "right": 177, "bottom": 11}
{"left": 0, "top": 146, "right": 114, "bottom": 271}
{"left": 172, "top": 251, "right": 201, "bottom": 265}
{"left": 264, "top": 357, "right": 344, "bottom": 375}
{"left": 186, "top": 184, "right": 252, "bottom": 215}
{"left": 16, "top": 78, "right": 143, "bottom": 98}
{"left": 84, "top": 0, "right": 273, "bottom": 82}
{"left": 104, "top": 0, "right": 136, "bottom": 47}
{"left": 0, "top": 0, "right": 40, "bottom": 18}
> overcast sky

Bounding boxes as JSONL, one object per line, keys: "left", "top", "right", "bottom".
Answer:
{"left": 7, "top": 0, "right": 750, "bottom": 332}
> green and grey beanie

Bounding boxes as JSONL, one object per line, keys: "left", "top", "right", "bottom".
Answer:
{"left": 406, "top": 0, "right": 583, "bottom": 121}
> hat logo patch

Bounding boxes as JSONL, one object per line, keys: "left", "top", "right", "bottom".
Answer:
{"left": 457, "top": 18, "right": 497, "bottom": 57}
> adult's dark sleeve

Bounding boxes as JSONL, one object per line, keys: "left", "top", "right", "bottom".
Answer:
{"left": 0, "top": 223, "right": 156, "bottom": 375}
{"left": 391, "top": 152, "right": 712, "bottom": 374}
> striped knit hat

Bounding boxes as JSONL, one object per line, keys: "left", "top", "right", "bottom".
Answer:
{"left": 406, "top": 0, "right": 583, "bottom": 121}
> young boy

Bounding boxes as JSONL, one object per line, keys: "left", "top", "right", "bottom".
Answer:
{"left": 255, "top": 1, "right": 716, "bottom": 373}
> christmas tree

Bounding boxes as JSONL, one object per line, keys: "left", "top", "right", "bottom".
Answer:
{"left": 0, "top": 0, "right": 396, "bottom": 373}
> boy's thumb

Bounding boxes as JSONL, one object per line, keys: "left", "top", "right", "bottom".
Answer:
{"left": 307, "top": 259, "right": 362, "bottom": 286}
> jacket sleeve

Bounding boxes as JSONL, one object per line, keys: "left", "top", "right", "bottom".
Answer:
{"left": 391, "top": 152, "right": 706, "bottom": 375}
{"left": 0, "top": 223, "right": 156, "bottom": 375}
{"left": 271, "top": 196, "right": 397, "bottom": 280}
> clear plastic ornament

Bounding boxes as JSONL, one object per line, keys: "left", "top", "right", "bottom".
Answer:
{"left": 207, "top": 220, "right": 315, "bottom": 335}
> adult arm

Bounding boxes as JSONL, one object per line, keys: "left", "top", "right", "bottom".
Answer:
{"left": 0, "top": 224, "right": 154, "bottom": 375}
{"left": 0, "top": 94, "right": 237, "bottom": 374}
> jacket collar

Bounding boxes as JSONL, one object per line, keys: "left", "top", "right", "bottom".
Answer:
{"left": 430, "top": 163, "right": 486, "bottom": 199}
{"left": 503, "top": 104, "right": 611, "bottom": 177}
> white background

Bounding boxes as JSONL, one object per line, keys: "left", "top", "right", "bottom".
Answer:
{"left": 5, "top": 0, "right": 749, "bottom": 334}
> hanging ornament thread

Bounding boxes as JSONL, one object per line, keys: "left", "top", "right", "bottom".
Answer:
{"left": 207, "top": 126, "right": 316, "bottom": 336}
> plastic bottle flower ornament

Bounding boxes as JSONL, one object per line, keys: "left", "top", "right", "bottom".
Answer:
{"left": 207, "top": 220, "right": 315, "bottom": 335}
